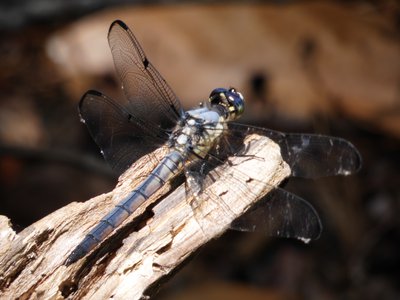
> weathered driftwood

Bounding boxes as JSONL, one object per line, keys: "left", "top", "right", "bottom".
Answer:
{"left": 0, "top": 135, "right": 290, "bottom": 299}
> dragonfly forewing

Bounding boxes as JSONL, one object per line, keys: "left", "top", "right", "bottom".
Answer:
{"left": 226, "top": 123, "right": 361, "bottom": 178}
{"left": 108, "top": 20, "right": 183, "bottom": 128}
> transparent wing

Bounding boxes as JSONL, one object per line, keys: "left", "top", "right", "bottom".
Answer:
{"left": 79, "top": 90, "right": 168, "bottom": 173}
{"left": 230, "top": 189, "right": 322, "bottom": 241}
{"left": 185, "top": 141, "right": 322, "bottom": 242}
{"left": 108, "top": 20, "right": 183, "bottom": 130}
{"left": 224, "top": 123, "right": 362, "bottom": 178}
{"left": 189, "top": 120, "right": 358, "bottom": 240}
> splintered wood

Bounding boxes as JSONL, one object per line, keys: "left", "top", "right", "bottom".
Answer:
{"left": 0, "top": 135, "right": 290, "bottom": 299}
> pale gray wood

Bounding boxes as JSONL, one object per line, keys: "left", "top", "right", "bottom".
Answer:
{"left": 0, "top": 134, "right": 290, "bottom": 300}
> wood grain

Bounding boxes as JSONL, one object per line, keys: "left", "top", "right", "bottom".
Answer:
{"left": 0, "top": 134, "right": 290, "bottom": 300}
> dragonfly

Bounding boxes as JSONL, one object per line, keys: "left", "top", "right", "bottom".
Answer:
{"left": 65, "top": 20, "right": 361, "bottom": 265}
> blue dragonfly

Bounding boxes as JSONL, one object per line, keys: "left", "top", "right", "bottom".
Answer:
{"left": 66, "top": 20, "right": 361, "bottom": 265}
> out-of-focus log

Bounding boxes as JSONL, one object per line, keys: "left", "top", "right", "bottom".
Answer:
{"left": 47, "top": 2, "right": 400, "bottom": 136}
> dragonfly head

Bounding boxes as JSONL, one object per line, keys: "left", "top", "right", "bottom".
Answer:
{"left": 209, "top": 87, "right": 244, "bottom": 121}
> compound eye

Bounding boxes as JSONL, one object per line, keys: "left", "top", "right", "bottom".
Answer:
{"left": 209, "top": 88, "right": 228, "bottom": 98}
{"left": 209, "top": 88, "right": 228, "bottom": 105}
{"left": 226, "top": 89, "right": 245, "bottom": 117}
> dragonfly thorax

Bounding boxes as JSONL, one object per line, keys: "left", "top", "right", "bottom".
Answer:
{"left": 169, "top": 107, "right": 225, "bottom": 158}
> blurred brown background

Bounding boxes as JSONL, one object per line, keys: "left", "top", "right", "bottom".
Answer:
{"left": 0, "top": 0, "right": 399, "bottom": 299}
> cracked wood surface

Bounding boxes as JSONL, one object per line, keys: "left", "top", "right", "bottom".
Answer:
{"left": 0, "top": 134, "right": 290, "bottom": 299}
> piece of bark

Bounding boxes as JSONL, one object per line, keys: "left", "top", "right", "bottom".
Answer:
{"left": 0, "top": 134, "right": 290, "bottom": 299}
